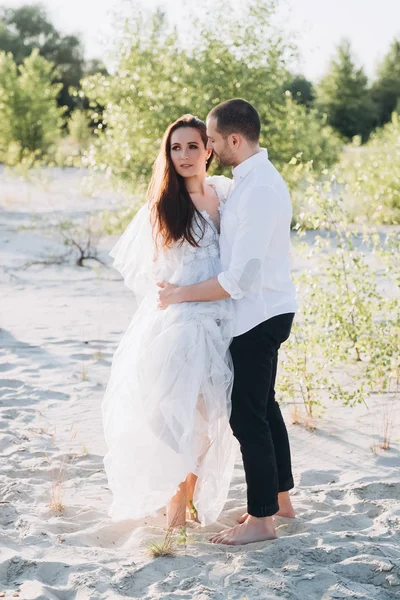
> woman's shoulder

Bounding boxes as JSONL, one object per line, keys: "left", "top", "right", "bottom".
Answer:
{"left": 206, "top": 175, "right": 233, "bottom": 201}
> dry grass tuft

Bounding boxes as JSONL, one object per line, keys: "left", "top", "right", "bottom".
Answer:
{"left": 48, "top": 423, "right": 80, "bottom": 515}
{"left": 49, "top": 456, "right": 66, "bottom": 515}
{"left": 148, "top": 512, "right": 187, "bottom": 558}
{"left": 148, "top": 527, "right": 176, "bottom": 558}
{"left": 380, "top": 398, "right": 395, "bottom": 450}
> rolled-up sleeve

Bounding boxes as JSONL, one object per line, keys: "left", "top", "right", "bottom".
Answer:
{"left": 217, "top": 185, "right": 280, "bottom": 300}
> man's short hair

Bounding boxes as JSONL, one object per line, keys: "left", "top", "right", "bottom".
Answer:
{"left": 208, "top": 99, "right": 261, "bottom": 143}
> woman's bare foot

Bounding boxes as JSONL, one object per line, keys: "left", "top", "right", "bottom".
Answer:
{"left": 211, "top": 515, "right": 276, "bottom": 545}
{"left": 185, "top": 473, "right": 200, "bottom": 522}
{"left": 237, "top": 491, "right": 295, "bottom": 524}
{"left": 167, "top": 482, "right": 187, "bottom": 528}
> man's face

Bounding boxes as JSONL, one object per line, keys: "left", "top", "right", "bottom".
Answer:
{"left": 206, "top": 117, "right": 236, "bottom": 167}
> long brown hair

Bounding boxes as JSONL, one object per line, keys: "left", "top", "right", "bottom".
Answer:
{"left": 148, "top": 114, "right": 213, "bottom": 248}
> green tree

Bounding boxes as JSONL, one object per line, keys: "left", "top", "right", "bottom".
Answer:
{"left": 0, "top": 49, "right": 65, "bottom": 164}
{"left": 285, "top": 75, "right": 315, "bottom": 107}
{"left": 82, "top": 1, "right": 340, "bottom": 193}
{"left": 0, "top": 52, "right": 17, "bottom": 160}
{"left": 83, "top": 58, "right": 108, "bottom": 78}
{"left": 0, "top": 4, "right": 85, "bottom": 112}
{"left": 317, "top": 40, "right": 375, "bottom": 142}
{"left": 371, "top": 38, "right": 400, "bottom": 126}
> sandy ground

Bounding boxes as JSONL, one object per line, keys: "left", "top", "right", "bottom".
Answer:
{"left": 1, "top": 167, "right": 400, "bottom": 600}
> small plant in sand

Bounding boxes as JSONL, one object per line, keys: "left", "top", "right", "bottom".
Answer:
{"left": 57, "top": 216, "right": 104, "bottom": 267}
{"left": 81, "top": 444, "right": 88, "bottom": 456}
{"left": 21, "top": 214, "right": 105, "bottom": 269}
{"left": 48, "top": 423, "right": 80, "bottom": 515}
{"left": 178, "top": 526, "right": 188, "bottom": 555}
{"left": 70, "top": 422, "right": 79, "bottom": 443}
{"left": 370, "top": 441, "right": 378, "bottom": 456}
{"left": 148, "top": 515, "right": 189, "bottom": 558}
{"left": 49, "top": 456, "right": 65, "bottom": 515}
{"left": 290, "top": 403, "right": 301, "bottom": 426}
{"left": 148, "top": 524, "right": 176, "bottom": 558}
{"left": 379, "top": 397, "right": 397, "bottom": 450}
{"left": 81, "top": 362, "right": 88, "bottom": 381}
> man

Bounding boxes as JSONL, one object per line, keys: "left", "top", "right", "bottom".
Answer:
{"left": 158, "top": 98, "right": 298, "bottom": 545}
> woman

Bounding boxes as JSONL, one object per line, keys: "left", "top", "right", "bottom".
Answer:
{"left": 102, "top": 115, "right": 236, "bottom": 528}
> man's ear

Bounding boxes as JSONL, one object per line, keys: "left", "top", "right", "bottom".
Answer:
{"left": 230, "top": 133, "right": 241, "bottom": 147}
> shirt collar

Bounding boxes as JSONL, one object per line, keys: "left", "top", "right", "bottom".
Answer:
{"left": 232, "top": 148, "right": 269, "bottom": 182}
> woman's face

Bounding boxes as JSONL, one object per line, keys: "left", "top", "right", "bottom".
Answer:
{"left": 170, "top": 127, "right": 211, "bottom": 178}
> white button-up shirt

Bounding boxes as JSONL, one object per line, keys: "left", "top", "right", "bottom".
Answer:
{"left": 217, "top": 148, "right": 298, "bottom": 337}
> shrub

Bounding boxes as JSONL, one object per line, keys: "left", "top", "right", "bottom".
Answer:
{"left": 81, "top": 1, "right": 340, "bottom": 197}
{"left": 340, "top": 114, "right": 400, "bottom": 224}
{"left": 0, "top": 49, "right": 65, "bottom": 164}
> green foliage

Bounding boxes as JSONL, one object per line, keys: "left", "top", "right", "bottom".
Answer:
{"left": 284, "top": 75, "right": 315, "bottom": 107}
{"left": 279, "top": 175, "right": 400, "bottom": 420}
{"left": 317, "top": 40, "right": 376, "bottom": 143}
{"left": 68, "top": 109, "right": 93, "bottom": 153}
{"left": 53, "top": 108, "right": 95, "bottom": 167}
{"left": 371, "top": 39, "right": 400, "bottom": 127}
{"left": 0, "top": 49, "right": 65, "bottom": 164}
{"left": 0, "top": 51, "right": 16, "bottom": 161}
{"left": 81, "top": 1, "right": 340, "bottom": 195}
{"left": 100, "top": 198, "right": 142, "bottom": 236}
{"left": 340, "top": 114, "right": 400, "bottom": 224}
{"left": 0, "top": 3, "right": 86, "bottom": 113}
{"left": 278, "top": 96, "right": 342, "bottom": 190}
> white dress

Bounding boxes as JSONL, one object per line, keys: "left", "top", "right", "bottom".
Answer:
{"left": 102, "top": 176, "right": 237, "bottom": 525}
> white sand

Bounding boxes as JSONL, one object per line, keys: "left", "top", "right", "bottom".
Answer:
{"left": 1, "top": 167, "right": 399, "bottom": 600}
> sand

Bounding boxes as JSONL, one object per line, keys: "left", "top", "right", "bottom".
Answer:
{"left": 1, "top": 166, "right": 399, "bottom": 600}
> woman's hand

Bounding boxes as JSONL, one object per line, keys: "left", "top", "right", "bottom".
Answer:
{"left": 157, "top": 282, "right": 182, "bottom": 310}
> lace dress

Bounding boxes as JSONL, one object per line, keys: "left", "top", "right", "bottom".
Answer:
{"left": 102, "top": 176, "right": 237, "bottom": 525}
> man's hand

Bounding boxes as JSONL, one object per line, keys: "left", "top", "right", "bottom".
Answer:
{"left": 157, "top": 281, "right": 181, "bottom": 310}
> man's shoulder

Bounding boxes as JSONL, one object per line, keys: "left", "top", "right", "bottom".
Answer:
{"left": 245, "top": 162, "right": 288, "bottom": 195}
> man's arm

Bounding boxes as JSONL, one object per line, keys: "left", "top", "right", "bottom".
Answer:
{"left": 157, "top": 277, "right": 229, "bottom": 309}
{"left": 157, "top": 185, "right": 280, "bottom": 309}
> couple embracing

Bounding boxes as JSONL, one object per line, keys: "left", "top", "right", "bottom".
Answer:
{"left": 102, "top": 99, "right": 298, "bottom": 546}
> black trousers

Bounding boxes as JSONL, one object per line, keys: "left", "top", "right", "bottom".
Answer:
{"left": 229, "top": 313, "right": 295, "bottom": 518}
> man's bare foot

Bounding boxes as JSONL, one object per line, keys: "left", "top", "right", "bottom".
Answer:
{"left": 237, "top": 492, "right": 295, "bottom": 524}
{"left": 237, "top": 512, "right": 249, "bottom": 524}
{"left": 210, "top": 515, "right": 277, "bottom": 545}
{"left": 275, "top": 491, "right": 296, "bottom": 518}
{"left": 167, "top": 482, "right": 187, "bottom": 528}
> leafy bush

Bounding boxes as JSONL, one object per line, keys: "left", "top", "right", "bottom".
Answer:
{"left": 279, "top": 176, "right": 400, "bottom": 422}
{"left": 81, "top": 1, "right": 340, "bottom": 197}
{"left": 340, "top": 114, "right": 400, "bottom": 224}
{"left": 68, "top": 109, "right": 93, "bottom": 152}
{"left": 0, "top": 49, "right": 65, "bottom": 164}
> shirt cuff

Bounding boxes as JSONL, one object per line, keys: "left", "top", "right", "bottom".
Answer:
{"left": 217, "top": 271, "right": 245, "bottom": 300}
